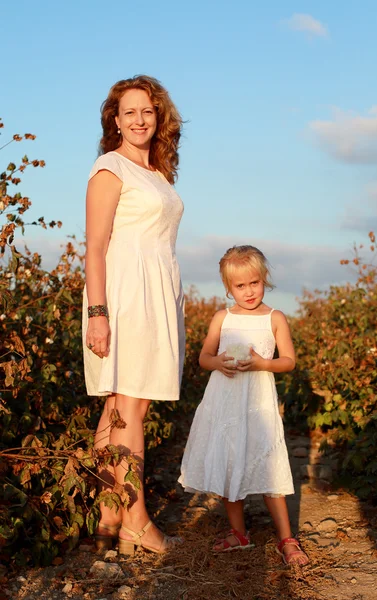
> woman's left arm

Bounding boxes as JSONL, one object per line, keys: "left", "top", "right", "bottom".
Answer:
{"left": 237, "top": 311, "right": 295, "bottom": 374}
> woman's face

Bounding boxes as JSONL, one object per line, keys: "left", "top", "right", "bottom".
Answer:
{"left": 115, "top": 88, "right": 157, "bottom": 149}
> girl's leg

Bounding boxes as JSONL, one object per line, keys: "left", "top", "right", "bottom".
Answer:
{"left": 263, "top": 495, "right": 308, "bottom": 565}
{"left": 94, "top": 395, "right": 120, "bottom": 532}
{"left": 213, "top": 499, "right": 248, "bottom": 551}
{"left": 110, "top": 394, "right": 166, "bottom": 549}
{"left": 223, "top": 499, "right": 246, "bottom": 534}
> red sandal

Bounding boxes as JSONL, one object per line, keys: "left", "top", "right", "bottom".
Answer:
{"left": 276, "top": 537, "right": 309, "bottom": 565}
{"left": 213, "top": 529, "right": 254, "bottom": 553}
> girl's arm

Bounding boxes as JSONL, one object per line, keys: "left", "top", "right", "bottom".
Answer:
{"left": 199, "top": 310, "right": 237, "bottom": 378}
{"left": 85, "top": 170, "right": 122, "bottom": 357}
{"left": 237, "top": 311, "right": 295, "bottom": 374}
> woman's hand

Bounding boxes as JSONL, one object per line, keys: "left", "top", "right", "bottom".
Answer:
{"left": 86, "top": 316, "right": 110, "bottom": 358}
{"left": 213, "top": 352, "right": 238, "bottom": 378}
{"left": 237, "top": 348, "right": 266, "bottom": 372}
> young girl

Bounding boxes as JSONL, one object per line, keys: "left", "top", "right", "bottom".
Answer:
{"left": 179, "top": 245, "right": 308, "bottom": 565}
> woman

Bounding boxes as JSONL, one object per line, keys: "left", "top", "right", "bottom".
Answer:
{"left": 82, "top": 75, "right": 185, "bottom": 555}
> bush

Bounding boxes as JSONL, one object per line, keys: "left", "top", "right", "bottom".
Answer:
{"left": 0, "top": 124, "right": 141, "bottom": 565}
{"left": 279, "top": 234, "right": 377, "bottom": 500}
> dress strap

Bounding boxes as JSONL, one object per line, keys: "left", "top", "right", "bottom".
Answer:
{"left": 269, "top": 308, "right": 275, "bottom": 333}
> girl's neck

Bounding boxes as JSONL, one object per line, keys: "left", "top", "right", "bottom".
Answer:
{"left": 230, "top": 302, "right": 271, "bottom": 316}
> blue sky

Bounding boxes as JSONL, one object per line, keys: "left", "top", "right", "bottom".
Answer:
{"left": 2, "top": 0, "right": 376, "bottom": 313}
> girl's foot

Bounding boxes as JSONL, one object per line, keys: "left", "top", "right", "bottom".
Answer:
{"left": 118, "top": 520, "right": 183, "bottom": 555}
{"left": 276, "top": 537, "right": 309, "bottom": 566}
{"left": 213, "top": 529, "right": 254, "bottom": 553}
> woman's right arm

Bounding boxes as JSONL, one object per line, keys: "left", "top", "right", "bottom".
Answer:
{"left": 199, "top": 310, "right": 236, "bottom": 378}
{"left": 85, "top": 169, "right": 122, "bottom": 358}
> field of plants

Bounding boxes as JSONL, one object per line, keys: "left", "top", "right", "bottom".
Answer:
{"left": 0, "top": 123, "right": 376, "bottom": 567}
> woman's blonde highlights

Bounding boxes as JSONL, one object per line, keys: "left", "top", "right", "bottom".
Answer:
{"left": 99, "top": 75, "right": 183, "bottom": 184}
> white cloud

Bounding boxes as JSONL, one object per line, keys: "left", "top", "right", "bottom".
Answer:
{"left": 366, "top": 181, "right": 377, "bottom": 199}
{"left": 10, "top": 233, "right": 83, "bottom": 271}
{"left": 341, "top": 181, "right": 377, "bottom": 232}
{"left": 309, "top": 107, "right": 377, "bottom": 164}
{"left": 283, "top": 13, "right": 328, "bottom": 38}
{"left": 178, "top": 236, "right": 353, "bottom": 298}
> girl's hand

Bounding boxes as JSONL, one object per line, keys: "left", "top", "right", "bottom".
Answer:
{"left": 237, "top": 348, "right": 266, "bottom": 372}
{"left": 214, "top": 351, "right": 238, "bottom": 378}
{"left": 86, "top": 316, "right": 110, "bottom": 358}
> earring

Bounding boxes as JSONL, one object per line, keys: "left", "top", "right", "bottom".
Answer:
{"left": 117, "top": 128, "right": 120, "bottom": 134}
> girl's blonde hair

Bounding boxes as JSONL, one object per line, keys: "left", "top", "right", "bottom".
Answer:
{"left": 219, "top": 245, "right": 275, "bottom": 296}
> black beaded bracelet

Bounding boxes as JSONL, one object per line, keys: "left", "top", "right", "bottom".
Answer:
{"left": 88, "top": 305, "right": 109, "bottom": 319}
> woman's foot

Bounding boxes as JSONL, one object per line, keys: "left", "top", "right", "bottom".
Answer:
{"left": 94, "top": 522, "right": 121, "bottom": 550}
{"left": 213, "top": 529, "right": 254, "bottom": 553}
{"left": 277, "top": 537, "right": 309, "bottom": 565}
{"left": 119, "top": 520, "right": 183, "bottom": 555}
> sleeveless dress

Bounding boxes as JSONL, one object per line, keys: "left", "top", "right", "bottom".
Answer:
{"left": 179, "top": 309, "right": 294, "bottom": 501}
{"left": 82, "top": 151, "right": 185, "bottom": 400}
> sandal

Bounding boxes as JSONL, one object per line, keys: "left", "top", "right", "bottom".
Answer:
{"left": 276, "top": 537, "right": 309, "bottom": 566}
{"left": 118, "top": 521, "right": 183, "bottom": 556}
{"left": 213, "top": 529, "right": 254, "bottom": 553}
{"left": 94, "top": 522, "right": 121, "bottom": 551}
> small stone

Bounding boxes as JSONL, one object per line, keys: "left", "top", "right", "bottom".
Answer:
{"left": 350, "top": 578, "right": 357, "bottom": 584}
{"left": 292, "top": 447, "right": 308, "bottom": 458}
{"left": 117, "top": 585, "right": 132, "bottom": 597}
{"left": 300, "top": 464, "right": 320, "bottom": 479}
{"left": 104, "top": 549, "right": 118, "bottom": 560}
{"left": 327, "top": 494, "right": 338, "bottom": 501}
{"left": 90, "top": 561, "right": 123, "bottom": 578}
{"left": 186, "top": 507, "right": 207, "bottom": 514}
{"left": 62, "top": 583, "right": 73, "bottom": 593}
{"left": 79, "top": 544, "right": 93, "bottom": 552}
{"left": 318, "top": 518, "right": 337, "bottom": 532}
{"left": 259, "top": 516, "right": 272, "bottom": 524}
{"left": 319, "top": 465, "right": 333, "bottom": 481}
{"left": 17, "top": 576, "right": 26, "bottom": 583}
{"left": 317, "top": 538, "right": 340, "bottom": 548}
{"left": 167, "top": 514, "right": 179, "bottom": 523}
{"left": 291, "top": 437, "right": 311, "bottom": 448}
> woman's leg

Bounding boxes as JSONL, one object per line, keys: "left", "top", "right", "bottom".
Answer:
{"left": 263, "top": 495, "right": 308, "bottom": 565}
{"left": 110, "top": 394, "right": 166, "bottom": 549}
{"left": 94, "top": 395, "right": 120, "bottom": 532}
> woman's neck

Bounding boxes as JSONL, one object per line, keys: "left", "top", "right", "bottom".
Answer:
{"left": 117, "top": 140, "right": 152, "bottom": 170}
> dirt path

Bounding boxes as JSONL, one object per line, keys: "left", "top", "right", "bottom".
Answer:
{"left": 2, "top": 423, "right": 377, "bottom": 600}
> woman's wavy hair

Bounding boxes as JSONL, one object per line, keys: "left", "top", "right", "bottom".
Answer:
{"left": 219, "top": 245, "right": 275, "bottom": 298}
{"left": 99, "top": 75, "right": 183, "bottom": 184}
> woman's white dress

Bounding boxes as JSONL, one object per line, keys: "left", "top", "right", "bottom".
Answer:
{"left": 179, "top": 309, "right": 294, "bottom": 501}
{"left": 82, "top": 151, "right": 185, "bottom": 400}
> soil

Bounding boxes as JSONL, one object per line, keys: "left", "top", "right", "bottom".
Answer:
{"left": 1, "top": 418, "right": 377, "bottom": 600}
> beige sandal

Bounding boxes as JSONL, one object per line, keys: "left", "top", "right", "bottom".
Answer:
{"left": 118, "top": 520, "right": 183, "bottom": 556}
{"left": 94, "top": 523, "right": 121, "bottom": 551}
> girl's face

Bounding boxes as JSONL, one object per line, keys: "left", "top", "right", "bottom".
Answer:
{"left": 115, "top": 88, "right": 157, "bottom": 149}
{"left": 228, "top": 268, "right": 265, "bottom": 310}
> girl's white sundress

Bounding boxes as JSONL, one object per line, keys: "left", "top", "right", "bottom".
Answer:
{"left": 82, "top": 151, "right": 185, "bottom": 400}
{"left": 179, "top": 309, "right": 294, "bottom": 502}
